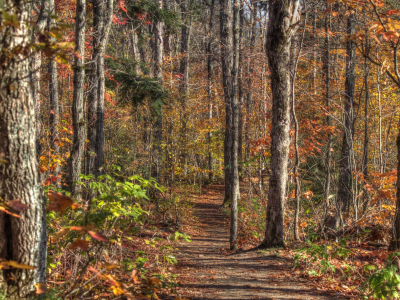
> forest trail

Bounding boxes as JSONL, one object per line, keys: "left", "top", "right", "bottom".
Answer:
{"left": 173, "top": 184, "right": 348, "bottom": 300}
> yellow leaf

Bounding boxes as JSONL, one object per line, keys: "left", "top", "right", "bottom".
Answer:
{"left": 53, "top": 227, "right": 70, "bottom": 242}
{"left": 102, "top": 263, "right": 120, "bottom": 270}
{"left": 5, "top": 260, "right": 36, "bottom": 269}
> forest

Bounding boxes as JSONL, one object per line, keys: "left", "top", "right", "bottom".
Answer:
{"left": 2, "top": 0, "right": 400, "bottom": 298}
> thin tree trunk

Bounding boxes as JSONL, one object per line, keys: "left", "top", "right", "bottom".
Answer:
{"left": 48, "top": 0, "right": 60, "bottom": 187}
{"left": 363, "top": 31, "right": 370, "bottom": 179}
{"left": 238, "top": 0, "right": 244, "bottom": 181}
{"left": 96, "top": 0, "right": 113, "bottom": 176}
{"left": 324, "top": 7, "right": 332, "bottom": 211}
{"left": 32, "top": 0, "right": 50, "bottom": 159}
{"left": 69, "top": 0, "right": 87, "bottom": 196}
{"left": 259, "top": 0, "right": 300, "bottom": 249}
{"left": 0, "top": 1, "right": 47, "bottom": 296}
{"left": 336, "top": 11, "right": 356, "bottom": 219}
{"left": 207, "top": 0, "right": 215, "bottom": 182}
{"left": 86, "top": 0, "right": 104, "bottom": 176}
{"left": 229, "top": 0, "right": 240, "bottom": 251}
{"left": 179, "top": 3, "right": 191, "bottom": 178}
{"left": 220, "top": 0, "right": 234, "bottom": 207}
{"left": 291, "top": 16, "right": 307, "bottom": 241}
{"left": 244, "top": 1, "right": 256, "bottom": 162}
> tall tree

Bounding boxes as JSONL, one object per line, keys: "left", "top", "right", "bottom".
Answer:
{"left": 259, "top": 0, "right": 300, "bottom": 248}
{"left": 220, "top": 0, "right": 240, "bottom": 250}
{"left": 336, "top": 10, "right": 356, "bottom": 220}
{"left": 0, "top": 1, "right": 47, "bottom": 296}
{"left": 69, "top": 0, "right": 87, "bottom": 195}
{"left": 48, "top": 0, "right": 60, "bottom": 186}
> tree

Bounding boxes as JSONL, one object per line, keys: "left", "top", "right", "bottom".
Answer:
{"left": 336, "top": 10, "right": 356, "bottom": 222}
{"left": 259, "top": 0, "right": 300, "bottom": 248}
{"left": 69, "top": 0, "right": 87, "bottom": 195}
{"left": 0, "top": 1, "right": 47, "bottom": 297}
{"left": 220, "top": 0, "right": 240, "bottom": 250}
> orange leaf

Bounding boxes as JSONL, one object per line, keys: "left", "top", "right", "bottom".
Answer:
{"left": 69, "top": 239, "right": 89, "bottom": 251}
{"left": 0, "top": 206, "right": 21, "bottom": 218}
{"left": 35, "top": 283, "right": 47, "bottom": 294}
{"left": 88, "top": 231, "right": 108, "bottom": 242}
{"left": 46, "top": 191, "right": 74, "bottom": 215}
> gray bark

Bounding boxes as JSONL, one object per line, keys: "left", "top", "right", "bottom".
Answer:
{"left": 0, "top": 1, "right": 47, "bottom": 297}
{"left": 337, "top": 11, "right": 356, "bottom": 217}
{"left": 69, "top": 0, "right": 87, "bottom": 195}
{"left": 48, "top": 0, "right": 60, "bottom": 187}
{"left": 259, "top": 0, "right": 300, "bottom": 248}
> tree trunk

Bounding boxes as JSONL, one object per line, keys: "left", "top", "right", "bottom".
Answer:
{"left": 229, "top": 0, "right": 240, "bottom": 251}
{"left": 48, "top": 0, "right": 60, "bottom": 187}
{"left": 0, "top": 2, "right": 47, "bottom": 297}
{"left": 336, "top": 11, "right": 356, "bottom": 218}
{"left": 324, "top": 8, "right": 332, "bottom": 212}
{"left": 238, "top": 0, "right": 244, "bottom": 181}
{"left": 179, "top": 2, "right": 191, "bottom": 178}
{"left": 244, "top": 2, "right": 256, "bottom": 162}
{"left": 207, "top": 0, "right": 215, "bottom": 182}
{"left": 86, "top": 0, "right": 104, "bottom": 176}
{"left": 96, "top": 0, "right": 113, "bottom": 176}
{"left": 291, "top": 16, "right": 306, "bottom": 241}
{"left": 220, "top": 0, "right": 233, "bottom": 207}
{"left": 32, "top": 0, "right": 50, "bottom": 159}
{"left": 69, "top": 0, "right": 87, "bottom": 196}
{"left": 259, "top": 0, "right": 300, "bottom": 249}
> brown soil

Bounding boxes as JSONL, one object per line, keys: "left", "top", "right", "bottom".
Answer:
{"left": 172, "top": 184, "right": 349, "bottom": 300}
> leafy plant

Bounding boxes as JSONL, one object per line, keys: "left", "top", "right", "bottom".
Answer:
{"left": 363, "top": 252, "right": 400, "bottom": 299}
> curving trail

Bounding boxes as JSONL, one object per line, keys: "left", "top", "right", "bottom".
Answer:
{"left": 173, "top": 184, "right": 348, "bottom": 300}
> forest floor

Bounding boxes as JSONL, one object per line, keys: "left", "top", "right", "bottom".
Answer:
{"left": 169, "top": 184, "right": 349, "bottom": 300}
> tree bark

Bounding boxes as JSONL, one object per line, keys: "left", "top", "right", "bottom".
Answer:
{"left": 48, "top": 0, "right": 60, "bottom": 187}
{"left": 324, "top": 7, "right": 332, "bottom": 212}
{"left": 259, "top": 0, "right": 300, "bottom": 249}
{"left": 0, "top": 1, "right": 47, "bottom": 296}
{"left": 336, "top": 11, "right": 356, "bottom": 218}
{"left": 207, "top": 0, "right": 215, "bottom": 182}
{"left": 69, "top": 0, "right": 87, "bottom": 196}
{"left": 220, "top": 0, "right": 233, "bottom": 207}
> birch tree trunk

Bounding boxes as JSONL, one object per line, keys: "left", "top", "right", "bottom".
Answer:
{"left": 0, "top": 2, "right": 47, "bottom": 297}
{"left": 259, "top": 0, "right": 300, "bottom": 249}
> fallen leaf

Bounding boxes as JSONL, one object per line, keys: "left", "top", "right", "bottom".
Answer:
{"left": 102, "top": 263, "right": 119, "bottom": 270}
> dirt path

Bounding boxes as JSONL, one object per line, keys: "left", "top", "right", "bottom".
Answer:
{"left": 173, "top": 184, "right": 348, "bottom": 300}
